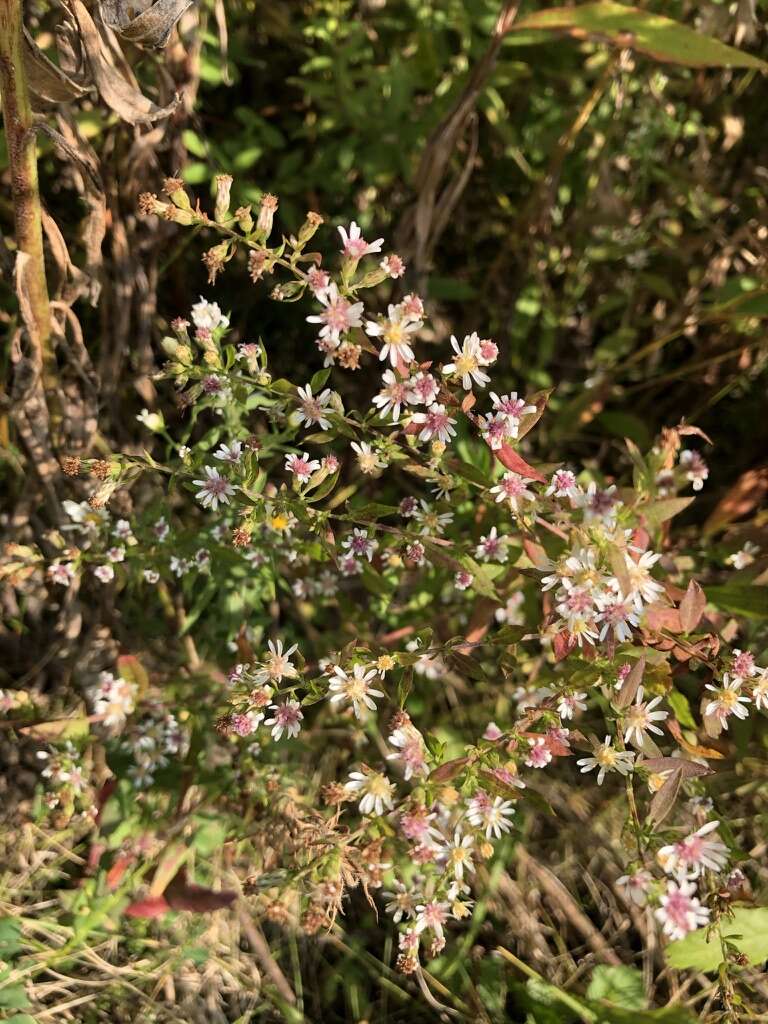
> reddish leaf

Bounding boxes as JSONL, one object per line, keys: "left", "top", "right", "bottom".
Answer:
{"left": 125, "top": 895, "right": 170, "bottom": 918}
{"left": 553, "top": 630, "right": 576, "bottom": 662}
{"left": 165, "top": 869, "right": 237, "bottom": 912}
{"left": 107, "top": 853, "right": 135, "bottom": 890}
{"left": 522, "top": 538, "right": 549, "bottom": 568}
{"left": 429, "top": 756, "right": 470, "bottom": 783}
{"left": 679, "top": 579, "right": 706, "bottom": 633}
{"left": 495, "top": 443, "right": 547, "bottom": 483}
{"left": 644, "top": 603, "right": 683, "bottom": 634}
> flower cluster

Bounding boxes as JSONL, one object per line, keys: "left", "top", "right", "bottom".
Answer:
{"left": 4, "top": 188, "right": 762, "bottom": 976}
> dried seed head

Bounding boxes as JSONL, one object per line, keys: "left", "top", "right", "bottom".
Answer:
{"left": 61, "top": 456, "right": 82, "bottom": 477}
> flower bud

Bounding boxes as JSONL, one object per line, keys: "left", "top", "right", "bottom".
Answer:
{"left": 214, "top": 174, "right": 233, "bottom": 223}
{"left": 256, "top": 193, "right": 278, "bottom": 239}
{"left": 356, "top": 267, "right": 389, "bottom": 289}
{"left": 236, "top": 205, "right": 254, "bottom": 232}
{"left": 163, "top": 177, "right": 192, "bottom": 211}
{"left": 298, "top": 211, "right": 323, "bottom": 245}
{"left": 138, "top": 192, "right": 168, "bottom": 217}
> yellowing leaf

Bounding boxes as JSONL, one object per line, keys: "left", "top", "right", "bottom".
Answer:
{"left": 511, "top": 3, "right": 768, "bottom": 70}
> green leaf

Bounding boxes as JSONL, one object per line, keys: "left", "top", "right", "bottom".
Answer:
{"left": 511, "top": 3, "right": 768, "bottom": 70}
{"left": 0, "top": 918, "right": 22, "bottom": 958}
{"left": 706, "top": 584, "right": 768, "bottom": 619}
{"left": 310, "top": 367, "right": 331, "bottom": 393}
{"left": 667, "top": 689, "right": 696, "bottom": 729}
{"left": 637, "top": 496, "right": 695, "bottom": 528}
{"left": 191, "top": 819, "right": 227, "bottom": 857}
{"left": 666, "top": 907, "right": 768, "bottom": 972}
{"left": 587, "top": 965, "right": 645, "bottom": 1010}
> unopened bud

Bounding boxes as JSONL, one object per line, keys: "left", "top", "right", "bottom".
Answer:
{"left": 256, "top": 193, "right": 278, "bottom": 239}
{"left": 357, "top": 267, "right": 389, "bottom": 288}
{"left": 236, "top": 205, "right": 254, "bottom": 232}
{"left": 298, "top": 210, "right": 323, "bottom": 244}
{"left": 163, "top": 177, "right": 191, "bottom": 210}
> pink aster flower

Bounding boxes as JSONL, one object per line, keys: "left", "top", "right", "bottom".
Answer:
{"left": 285, "top": 451, "right": 320, "bottom": 484}
{"left": 306, "top": 282, "right": 364, "bottom": 340}
{"left": 490, "top": 471, "right": 536, "bottom": 510}
{"left": 410, "top": 403, "right": 456, "bottom": 445}
{"left": 657, "top": 821, "right": 728, "bottom": 879}
{"left": 263, "top": 700, "right": 304, "bottom": 741}
{"left": 655, "top": 879, "right": 710, "bottom": 940}
{"left": 525, "top": 737, "right": 553, "bottom": 768}
{"left": 338, "top": 220, "right": 384, "bottom": 259}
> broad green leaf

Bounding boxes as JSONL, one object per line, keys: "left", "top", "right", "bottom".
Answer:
{"left": 706, "top": 584, "right": 768, "bottom": 619}
{"left": 511, "top": 3, "right": 768, "bottom": 70}
{"left": 637, "top": 496, "right": 695, "bottom": 528}
{"left": 667, "top": 689, "right": 696, "bottom": 729}
{"left": 587, "top": 965, "right": 645, "bottom": 1010}
{"left": 0, "top": 918, "right": 22, "bottom": 958}
{"left": 666, "top": 907, "right": 768, "bottom": 971}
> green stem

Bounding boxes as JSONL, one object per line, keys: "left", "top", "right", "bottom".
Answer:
{"left": 496, "top": 946, "right": 598, "bottom": 1023}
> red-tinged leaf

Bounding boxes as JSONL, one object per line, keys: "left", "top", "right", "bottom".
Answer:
{"left": 615, "top": 656, "right": 645, "bottom": 709}
{"left": 461, "top": 597, "right": 497, "bottom": 650}
{"left": 522, "top": 538, "right": 549, "bottom": 568}
{"left": 107, "top": 853, "right": 135, "bottom": 890}
{"left": 149, "top": 842, "right": 189, "bottom": 898}
{"left": 164, "top": 869, "right": 236, "bottom": 912}
{"left": 644, "top": 603, "right": 683, "bottom": 634}
{"left": 87, "top": 842, "right": 106, "bottom": 873}
{"left": 630, "top": 527, "right": 650, "bottom": 552}
{"left": 429, "top": 756, "right": 470, "bottom": 783}
{"left": 648, "top": 765, "right": 683, "bottom": 826}
{"left": 516, "top": 389, "right": 552, "bottom": 441}
{"left": 553, "top": 630, "right": 576, "bottom": 662}
{"left": 679, "top": 580, "right": 706, "bottom": 633}
{"left": 495, "top": 443, "right": 547, "bottom": 483}
{"left": 95, "top": 779, "right": 117, "bottom": 824}
{"left": 124, "top": 895, "right": 170, "bottom": 918}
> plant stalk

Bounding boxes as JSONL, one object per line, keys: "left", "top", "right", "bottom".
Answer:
{"left": 0, "top": 0, "right": 55, "bottom": 387}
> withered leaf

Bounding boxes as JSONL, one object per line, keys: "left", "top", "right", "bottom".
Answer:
{"left": 638, "top": 757, "right": 712, "bottom": 779}
{"left": 23, "top": 29, "right": 89, "bottom": 104}
{"left": 69, "top": 0, "right": 180, "bottom": 124}
{"left": 679, "top": 579, "right": 706, "bottom": 633}
{"left": 648, "top": 764, "right": 683, "bottom": 826}
{"left": 429, "top": 756, "right": 470, "bottom": 783}
{"left": 614, "top": 656, "right": 645, "bottom": 709}
{"left": 100, "top": 0, "right": 195, "bottom": 49}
